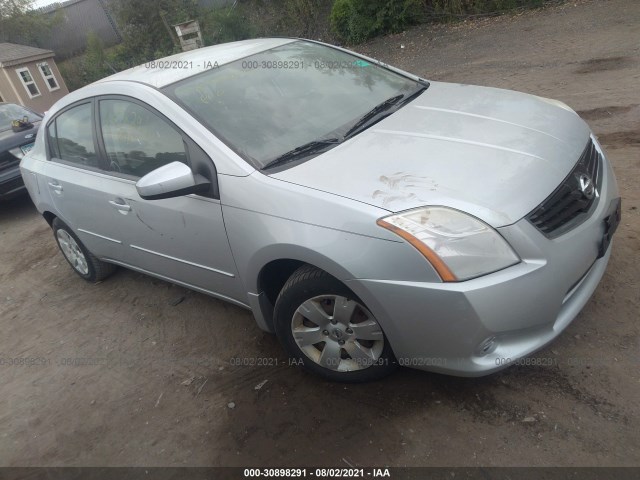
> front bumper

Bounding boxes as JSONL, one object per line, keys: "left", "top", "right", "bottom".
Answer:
{"left": 0, "top": 165, "right": 26, "bottom": 199}
{"left": 348, "top": 140, "right": 619, "bottom": 377}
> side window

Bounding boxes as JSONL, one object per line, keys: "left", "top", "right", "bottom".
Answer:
{"left": 47, "top": 103, "right": 99, "bottom": 168}
{"left": 99, "top": 99, "right": 187, "bottom": 178}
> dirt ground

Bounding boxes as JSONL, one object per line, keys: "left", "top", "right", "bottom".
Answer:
{"left": 1, "top": 0, "right": 639, "bottom": 468}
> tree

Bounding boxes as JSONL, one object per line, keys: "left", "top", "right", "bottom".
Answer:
{"left": 84, "top": 32, "right": 110, "bottom": 83}
{"left": 330, "top": 0, "right": 423, "bottom": 44}
{"left": 0, "top": 0, "right": 32, "bottom": 19}
{"left": 0, "top": 0, "right": 59, "bottom": 46}
{"left": 113, "top": 0, "right": 199, "bottom": 64}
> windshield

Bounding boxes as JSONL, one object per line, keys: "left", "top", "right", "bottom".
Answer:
{"left": 164, "top": 41, "right": 423, "bottom": 169}
{"left": 0, "top": 103, "right": 41, "bottom": 132}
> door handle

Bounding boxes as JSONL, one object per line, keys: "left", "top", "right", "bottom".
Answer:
{"left": 48, "top": 181, "right": 62, "bottom": 193}
{"left": 109, "top": 200, "right": 131, "bottom": 212}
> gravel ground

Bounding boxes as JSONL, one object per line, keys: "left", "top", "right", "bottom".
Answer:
{"left": 0, "top": 0, "right": 638, "bottom": 467}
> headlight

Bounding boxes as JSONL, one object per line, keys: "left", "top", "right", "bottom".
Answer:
{"left": 377, "top": 207, "right": 520, "bottom": 281}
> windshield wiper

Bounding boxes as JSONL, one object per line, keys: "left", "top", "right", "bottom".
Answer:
{"left": 343, "top": 82, "right": 430, "bottom": 140}
{"left": 261, "top": 84, "right": 429, "bottom": 171}
{"left": 343, "top": 94, "right": 405, "bottom": 139}
{"left": 262, "top": 138, "right": 341, "bottom": 170}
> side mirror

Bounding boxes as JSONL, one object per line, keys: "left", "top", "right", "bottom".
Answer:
{"left": 136, "top": 161, "right": 211, "bottom": 200}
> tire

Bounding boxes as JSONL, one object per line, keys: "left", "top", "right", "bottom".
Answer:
{"left": 274, "top": 265, "right": 396, "bottom": 382}
{"left": 52, "top": 218, "right": 116, "bottom": 282}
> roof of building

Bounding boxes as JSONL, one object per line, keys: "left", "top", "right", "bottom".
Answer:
{"left": 0, "top": 43, "right": 55, "bottom": 67}
{"left": 98, "top": 38, "right": 297, "bottom": 89}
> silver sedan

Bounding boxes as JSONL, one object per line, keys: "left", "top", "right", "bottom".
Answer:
{"left": 20, "top": 38, "right": 620, "bottom": 382}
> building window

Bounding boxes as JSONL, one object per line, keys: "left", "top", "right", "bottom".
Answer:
{"left": 15, "top": 67, "right": 41, "bottom": 99}
{"left": 37, "top": 62, "right": 60, "bottom": 91}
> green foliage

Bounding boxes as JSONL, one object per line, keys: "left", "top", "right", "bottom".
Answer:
{"left": 0, "top": 0, "right": 31, "bottom": 18}
{"left": 0, "top": 0, "right": 61, "bottom": 46}
{"left": 113, "top": 0, "right": 199, "bottom": 64}
{"left": 330, "top": 0, "right": 423, "bottom": 44}
{"left": 200, "top": 5, "right": 254, "bottom": 45}
{"left": 331, "top": 0, "right": 548, "bottom": 43}
{"left": 57, "top": 33, "right": 113, "bottom": 91}
{"left": 283, "top": 0, "right": 323, "bottom": 37}
{"left": 57, "top": 57, "right": 84, "bottom": 92}
{"left": 428, "top": 0, "right": 545, "bottom": 17}
{"left": 84, "top": 32, "right": 109, "bottom": 83}
{"left": 227, "top": 0, "right": 333, "bottom": 40}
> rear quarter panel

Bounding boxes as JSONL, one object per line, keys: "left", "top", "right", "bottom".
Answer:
{"left": 19, "top": 130, "right": 55, "bottom": 215}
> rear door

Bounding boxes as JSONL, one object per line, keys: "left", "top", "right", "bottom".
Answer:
{"left": 42, "top": 100, "right": 127, "bottom": 261}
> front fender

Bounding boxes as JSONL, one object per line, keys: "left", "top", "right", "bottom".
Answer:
{"left": 220, "top": 173, "right": 442, "bottom": 334}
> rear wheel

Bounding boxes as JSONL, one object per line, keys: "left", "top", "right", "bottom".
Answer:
{"left": 52, "top": 218, "right": 116, "bottom": 282}
{"left": 274, "top": 265, "right": 396, "bottom": 382}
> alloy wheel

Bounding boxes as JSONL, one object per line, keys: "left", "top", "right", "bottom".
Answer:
{"left": 291, "top": 295, "right": 384, "bottom": 372}
{"left": 56, "top": 229, "right": 89, "bottom": 275}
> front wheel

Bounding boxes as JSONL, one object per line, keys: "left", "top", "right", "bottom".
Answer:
{"left": 274, "top": 265, "right": 396, "bottom": 382}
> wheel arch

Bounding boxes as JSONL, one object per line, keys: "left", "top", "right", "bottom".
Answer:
{"left": 42, "top": 210, "right": 56, "bottom": 227}
{"left": 249, "top": 244, "right": 359, "bottom": 333}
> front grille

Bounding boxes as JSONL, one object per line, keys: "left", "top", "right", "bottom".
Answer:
{"left": 527, "top": 139, "right": 601, "bottom": 238}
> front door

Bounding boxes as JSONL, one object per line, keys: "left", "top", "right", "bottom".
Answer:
{"left": 94, "top": 97, "right": 245, "bottom": 304}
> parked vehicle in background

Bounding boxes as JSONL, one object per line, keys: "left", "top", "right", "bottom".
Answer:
{"left": 0, "top": 103, "right": 41, "bottom": 200}
{"left": 20, "top": 39, "right": 620, "bottom": 382}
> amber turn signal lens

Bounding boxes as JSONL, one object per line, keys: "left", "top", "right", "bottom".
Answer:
{"left": 377, "top": 218, "right": 457, "bottom": 282}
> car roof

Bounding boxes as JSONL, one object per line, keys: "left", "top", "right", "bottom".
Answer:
{"left": 97, "top": 38, "right": 297, "bottom": 89}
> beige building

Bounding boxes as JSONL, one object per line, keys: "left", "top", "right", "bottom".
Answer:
{"left": 0, "top": 43, "right": 69, "bottom": 113}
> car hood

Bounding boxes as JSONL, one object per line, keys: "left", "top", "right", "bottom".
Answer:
{"left": 271, "top": 81, "right": 591, "bottom": 227}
